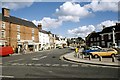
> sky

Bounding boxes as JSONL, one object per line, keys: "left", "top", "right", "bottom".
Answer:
{"left": 0, "top": 0, "right": 119, "bottom": 39}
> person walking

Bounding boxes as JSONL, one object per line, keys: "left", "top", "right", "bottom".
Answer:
{"left": 78, "top": 46, "right": 84, "bottom": 58}
{"left": 75, "top": 46, "right": 79, "bottom": 58}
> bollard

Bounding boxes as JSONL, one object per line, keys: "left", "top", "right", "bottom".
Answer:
{"left": 99, "top": 56, "right": 102, "bottom": 61}
{"left": 82, "top": 54, "right": 84, "bottom": 59}
{"left": 89, "top": 55, "right": 92, "bottom": 60}
{"left": 78, "top": 53, "right": 80, "bottom": 58}
{"left": 112, "top": 56, "right": 115, "bottom": 62}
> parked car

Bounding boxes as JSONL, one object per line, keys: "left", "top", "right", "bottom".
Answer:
{"left": 89, "top": 48, "right": 118, "bottom": 58}
{"left": 0, "top": 46, "right": 14, "bottom": 56}
{"left": 82, "top": 46, "right": 102, "bottom": 55}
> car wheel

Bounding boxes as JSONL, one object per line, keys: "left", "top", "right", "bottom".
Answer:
{"left": 111, "top": 54, "right": 115, "bottom": 57}
{"left": 94, "top": 54, "right": 98, "bottom": 58}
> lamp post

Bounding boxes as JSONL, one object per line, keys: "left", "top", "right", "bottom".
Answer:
{"left": 73, "top": 39, "right": 76, "bottom": 47}
{"left": 112, "top": 28, "right": 116, "bottom": 47}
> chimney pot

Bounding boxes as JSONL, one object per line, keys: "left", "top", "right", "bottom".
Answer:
{"left": 103, "top": 25, "right": 106, "bottom": 29}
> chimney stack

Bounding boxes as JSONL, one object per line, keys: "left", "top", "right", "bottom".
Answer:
{"left": 116, "top": 23, "right": 120, "bottom": 26}
{"left": 2, "top": 8, "right": 10, "bottom": 17}
{"left": 102, "top": 25, "right": 106, "bottom": 29}
{"left": 38, "top": 23, "right": 42, "bottom": 31}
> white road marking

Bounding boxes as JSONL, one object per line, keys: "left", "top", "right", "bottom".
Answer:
{"left": 71, "top": 64, "right": 79, "bottom": 67}
{"left": 26, "top": 63, "right": 33, "bottom": 66}
{"left": 39, "top": 56, "right": 47, "bottom": 60}
{"left": 8, "top": 59, "right": 24, "bottom": 63}
{"left": 0, "top": 75, "right": 14, "bottom": 78}
{"left": 61, "top": 64, "right": 69, "bottom": 67}
{"left": 89, "top": 65, "right": 100, "bottom": 67}
{"left": 45, "top": 64, "right": 51, "bottom": 66}
{"left": 11, "top": 63, "right": 19, "bottom": 66}
{"left": 52, "top": 64, "right": 60, "bottom": 67}
{"left": 34, "top": 64, "right": 43, "bottom": 66}
{"left": 32, "top": 58, "right": 39, "bottom": 61}
{"left": 81, "top": 64, "right": 89, "bottom": 67}
{"left": 17, "top": 63, "right": 25, "bottom": 66}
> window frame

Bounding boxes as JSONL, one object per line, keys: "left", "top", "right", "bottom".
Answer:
{"left": 1, "top": 30, "right": 5, "bottom": 38}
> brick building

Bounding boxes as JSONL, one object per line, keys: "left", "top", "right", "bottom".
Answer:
{"left": 86, "top": 23, "right": 120, "bottom": 48}
{"left": 0, "top": 8, "right": 39, "bottom": 52}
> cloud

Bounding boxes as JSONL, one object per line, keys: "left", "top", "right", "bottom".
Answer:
{"left": 32, "top": 17, "right": 62, "bottom": 30}
{"left": 32, "top": 20, "right": 41, "bottom": 26}
{"left": 84, "top": 0, "right": 119, "bottom": 12}
{"left": 56, "top": 1, "right": 91, "bottom": 22}
{"left": 96, "top": 20, "right": 118, "bottom": 31}
{"left": 68, "top": 25, "right": 95, "bottom": 38}
{"left": 1, "top": 0, "right": 34, "bottom": 10}
{"left": 67, "top": 20, "right": 118, "bottom": 38}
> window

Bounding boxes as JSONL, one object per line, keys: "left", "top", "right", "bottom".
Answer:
{"left": 91, "top": 38, "right": 93, "bottom": 41}
{"left": 17, "top": 32, "right": 20, "bottom": 41}
{"left": 90, "top": 43, "right": 93, "bottom": 46}
{"left": 1, "top": 30, "right": 5, "bottom": 38}
{"left": 17, "top": 32, "right": 20, "bottom": 35}
{"left": 101, "top": 35, "right": 104, "bottom": 40}
{"left": 2, "top": 22, "right": 5, "bottom": 29}
{"left": 97, "top": 37, "right": 99, "bottom": 41}
{"left": 32, "top": 28, "right": 34, "bottom": 34}
{"left": 94, "top": 38, "right": 96, "bottom": 41}
{"left": 32, "top": 36, "right": 34, "bottom": 41}
{"left": 97, "top": 42, "right": 100, "bottom": 46}
{"left": 17, "top": 25, "right": 20, "bottom": 31}
{"left": 102, "top": 41, "right": 105, "bottom": 46}
{"left": 32, "top": 28, "right": 34, "bottom": 36}
{"left": 108, "top": 34, "right": 111, "bottom": 40}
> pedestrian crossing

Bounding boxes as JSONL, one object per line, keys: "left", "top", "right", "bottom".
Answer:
{"left": 3, "top": 62, "right": 116, "bottom": 68}
{"left": 7, "top": 63, "right": 82, "bottom": 67}
{"left": 1, "top": 63, "right": 119, "bottom": 68}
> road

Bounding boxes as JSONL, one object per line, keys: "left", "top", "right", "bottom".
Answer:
{"left": 0, "top": 48, "right": 119, "bottom": 79}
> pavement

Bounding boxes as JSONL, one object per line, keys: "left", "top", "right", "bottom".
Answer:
{"left": 62, "top": 52, "right": 120, "bottom": 67}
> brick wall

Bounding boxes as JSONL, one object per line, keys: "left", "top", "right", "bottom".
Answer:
{"left": 0, "top": 21, "right": 39, "bottom": 51}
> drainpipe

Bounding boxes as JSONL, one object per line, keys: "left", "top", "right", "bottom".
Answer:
{"left": 9, "top": 22, "right": 11, "bottom": 46}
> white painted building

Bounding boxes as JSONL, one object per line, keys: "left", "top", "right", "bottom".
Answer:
{"left": 39, "top": 30, "right": 50, "bottom": 50}
{"left": 54, "top": 36, "right": 67, "bottom": 48}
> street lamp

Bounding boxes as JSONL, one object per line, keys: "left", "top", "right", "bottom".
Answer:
{"left": 112, "top": 28, "right": 116, "bottom": 47}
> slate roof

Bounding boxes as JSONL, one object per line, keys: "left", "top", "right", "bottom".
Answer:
{"left": 101, "top": 23, "right": 120, "bottom": 33}
{"left": 86, "top": 23, "right": 120, "bottom": 40}
{"left": 87, "top": 31, "right": 100, "bottom": 38}
{"left": 39, "top": 30, "right": 49, "bottom": 34}
{"left": 1, "top": 13, "right": 37, "bottom": 28}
